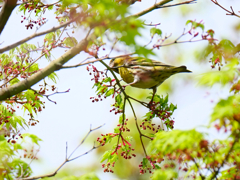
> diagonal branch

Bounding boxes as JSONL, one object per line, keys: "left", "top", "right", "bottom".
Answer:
{"left": 210, "top": 0, "right": 240, "bottom": 18}
{"left": 0, "top": 0, "right": 18, "bottom": 35}
{"left": 158, "top": 0, "right": 197, "bottom": 9}
{"left": 0, "top": 33, "right": 91, "bottom": 101}
{"left": 209, "top": 135, "right": 239, "bottom": 179}
{"left": 129, "top": 0, "right": 196, "bottom": 18}
{"left": 129, "top": 0, "right": 173, "bottom": 18}
{"left": 0, "top": 18, "right": 75, "bottom": 54}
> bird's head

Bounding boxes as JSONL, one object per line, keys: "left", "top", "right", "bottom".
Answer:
{"left": 109, "top": 57, "right": 126, "bottom": 74}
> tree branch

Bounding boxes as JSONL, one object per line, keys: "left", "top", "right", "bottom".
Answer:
{"left": 129, "top": 0, "right": 173, "bottom": 18}
{"left": 129, "top": 0, "right": 196, "bottom": 18}
{"left": 0, "top": 0, "right": 18, "bottom": 35}
{"left": 16, "top": 124, "right": 103, "bottom": 180}
{"left": 0, "top": 0, "right": 198, "bottom": 101}
{"left": 211, "top": 0, "right": 240, "bottom": 18}
{"left": 210, "top": 135, "right": 239, "bottom": 179}
{"left": 0, "top": 32, "right": 91, "bottom": 101}
{"left": 0, "top": 18, "right": 75, "bottom": 54}
{"left": 158, "top": 0, "right": 197, "bottom": 9}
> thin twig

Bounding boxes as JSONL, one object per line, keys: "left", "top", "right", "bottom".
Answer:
{"left": 30, "top": 88, "right": 70, "bottom": 104}
{"left": 0, "top": 16, "right": 78, "bottom": 54}
{"left": 210, "top": 0, "right": 240, "bottom": 18}
{"left": 129, "top": 0, "right": 196, "bottom": 18}
{"left": 0, "top": 53, "right": 46, "bottom": 88}
{"left": 0, "top": 26, "right": 67, "bottom": 88}
{"left": 16, "top": 124, "right": 104, "bottom": 180}
{"left": 190, "top": 155, "right": 205, "bottom": 180}
{"left": 158, "top": 0, "right": 197, "bottom": 9}
{"left": 210, "top": 135, "right": 239, "bottom": 179}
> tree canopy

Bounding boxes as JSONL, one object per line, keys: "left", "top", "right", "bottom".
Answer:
{"left": 0, "top": 0, "right": 240, "bottom": 179}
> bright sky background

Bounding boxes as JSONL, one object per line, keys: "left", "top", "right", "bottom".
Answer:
{"left": 1, "top": 0, "right": 239, "bottom": 179}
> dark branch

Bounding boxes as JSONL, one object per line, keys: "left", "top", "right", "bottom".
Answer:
{"left": 210, "top": 135, "right": 239, "bottom": 179}
{"left": 0, "top": 33, "right": 90, "bottom": 101}
{"left": 0, "top": 0, "right": 18, "bottom": 35}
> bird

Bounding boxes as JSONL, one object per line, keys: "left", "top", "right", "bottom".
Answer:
{"left": 109, "top": 56, "right": 192, "bottom": 105}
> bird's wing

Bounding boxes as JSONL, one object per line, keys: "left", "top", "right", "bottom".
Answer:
{"left": 126, "top": 57, "right": 173, "bottom": 67}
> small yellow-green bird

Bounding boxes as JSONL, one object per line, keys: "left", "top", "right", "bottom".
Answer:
{"left": 109, "top": 56, "right": 191, "bottom": 104}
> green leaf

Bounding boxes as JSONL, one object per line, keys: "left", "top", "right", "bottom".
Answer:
{"left": 100, "top": 150, "right": 118, "bottom": 163}
{"left": 152, "top": 169, "right": 178, "bottom": 180}
{"left": 13, "top": 143, "right": 22, "bottom": 151}
{"left": 207, "top": 29, "right": 215, "bottom": 38}
{"left": 56, "top": 29, "right": 61, "bottom": 37}
{"left": 96, "top": 85, "right": 108, "bottom": 95}
{"left": 218, "top": 39, "right": 236, "bottom": 58}
{"left": 119, "top": 114, "right": 124, "bottom": 124}
{"left": 48, "top": 5, "right": 54, "bottom": 10}
{"left": 150, "top": 27, "right": 162, "bottom": 37}
{"left": 198, "top": 58, "right": 239, "bottom": 87}
{"left": 220, "top": 167, "right": 238, "bottom": 180}
{"left": 22, "top": 133, "right": 42, "bottom": 145}
{"left": 186, "top": 20, "right": 193, "bottom": 25}
{"left": 115, "top": 94, "right": 122, "bottom": 107}
{"left": 61, "top": 176, "right": 80, "bottom": 180}
{"left": 45, "top": 32, "right": 55, "bottom": 42}
{"left": 14, "top": 116, "right": 28, "bottom": 129}
{"left": 142, "top": 158, "right": 148, "bottom": 168}
{"left": 63, "top": 37, "right": 78, "bottom": 47}
{"left": 147, "top": 130, "right": 203, "bottom": 155}
{"left": 105, "top": 88, "right": 114, "bottom": 97}
{"left": 79, "top": 173, "right": 99, "bottom": 180}
{"left": 48, "top": 72, "right": 58, "bottom": 83}
{"left": 211, "top": 95, "right": 240, "bottom": 123}
{"left": 102, "top": 77, "right": 112, "bottom": 83}
{"left": 186, "top": 20, "right": 204, "bottom": 30}
{"left": 100, "top": 150, "right": 111, "bottom": 163}
{"left": 169, "top": 103, "right": 177, "bottom": 112}
{"left": 9, "top": 78, "right": 20, "bottom": 85}
{"left": 28, "top": 63, "right": 39, "bottom": 72}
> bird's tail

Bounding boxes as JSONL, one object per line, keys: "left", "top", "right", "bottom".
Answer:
{"left": 173, "top": 66, "right": 192, "bottom": 73}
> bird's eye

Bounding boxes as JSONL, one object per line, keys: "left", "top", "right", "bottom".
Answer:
{"left": 109, "top": 59, "right": 115, "bottom": 67}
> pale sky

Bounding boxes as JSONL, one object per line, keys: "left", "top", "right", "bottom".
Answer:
{"left": 1, "top": 0, "right": 239, "bottom": 179}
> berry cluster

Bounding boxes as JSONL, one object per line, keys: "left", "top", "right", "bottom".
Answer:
{"left": 0, "top": 124, "right": 23, "bottom": 144}
{"left": 21, "top": 16, "right": 47, "bottom": 30}
{"left": 119, "top": 146, "right": 136, "bottom": 159}
{"left": 20, "top": 1, "right": 48, "bottom": 30}
{"left": 97, "top": 133, "right": 118, "bottom": 146}
{"left": 138, "top": 155, "right": 165, "bottom": 175}
{"left": 21, "top": 148, "right": 39, "bottom": 160}
{"left": 110, "top": 103, "right": 123, "bottom": 115}
{"left": 0, "top": 59, "right": 39, "bottom": 84}
{"left": 145, "top": 100, "right": 176, "bottom": 130}
{"left": 87, "top": 64, "right": 106, "bottom": 83}
{"left": 87, "top": 64, "right": 118, "bottom": 102}
{"left": 210, "top": 57, "right": 223, "bottom": 70}
{"left": 102, "top": 162, "right": 115, "bottom": 173}
{"left": 116, "top": 119, "right": 130, "bottom": 132}
{"left": 7, "top": 132, "right": 23, "bottom": 144}
{"left": 140, "top": 121, "right": 162, "bottom": 132}
{"left": 97, "top": 119, "right": 136, "bottom": 173}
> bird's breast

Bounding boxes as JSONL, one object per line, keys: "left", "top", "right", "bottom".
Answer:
{"left": 119, "top": 67, "right": 160, "bottom": 89}
{"left": 119, "top": 67, "right": 135, "bottom": 84}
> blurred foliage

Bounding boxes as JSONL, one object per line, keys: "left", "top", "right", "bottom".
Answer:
{"left": 1, "top": 0, "right": 240, "bottom": 179}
